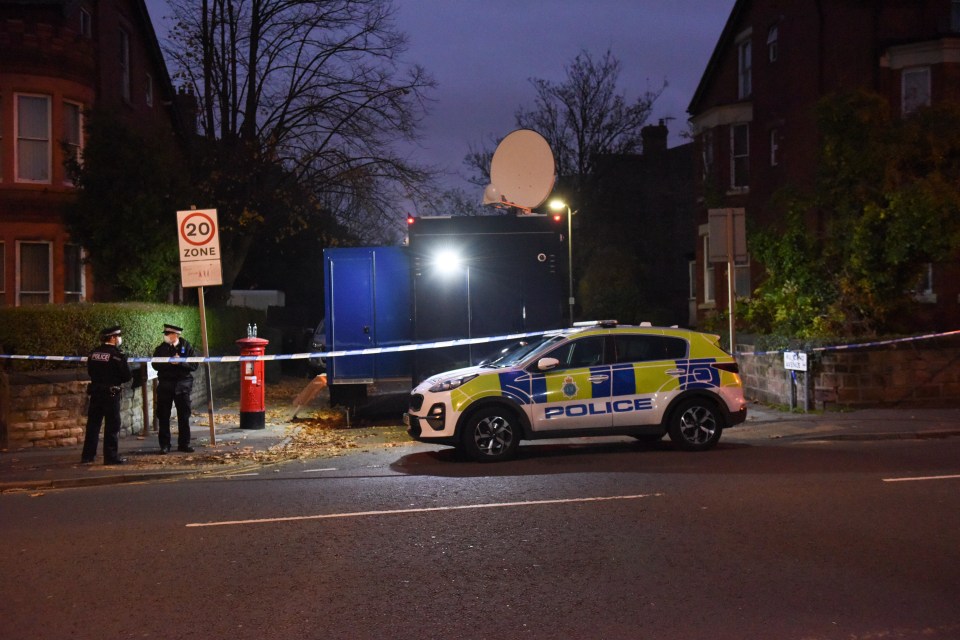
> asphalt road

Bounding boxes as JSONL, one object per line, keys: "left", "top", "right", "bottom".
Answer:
{"left": 2, "top": 436, "right": 959, "bottom": 640}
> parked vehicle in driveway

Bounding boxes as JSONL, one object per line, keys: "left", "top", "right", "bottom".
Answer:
{"left": 404, "top": 321, "right": 747, "bottom": 461}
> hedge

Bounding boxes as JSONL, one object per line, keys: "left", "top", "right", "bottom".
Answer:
{"left": 0, "top": 303, "right": 265, "bottom": 369}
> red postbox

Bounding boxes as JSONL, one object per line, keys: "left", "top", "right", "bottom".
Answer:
{"left": 236, "top": 336, "right": 269, "bottom": 429}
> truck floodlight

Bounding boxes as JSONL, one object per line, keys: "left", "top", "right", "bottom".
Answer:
{"left": 432, "top": 249, "right": 463, "bottom": 272}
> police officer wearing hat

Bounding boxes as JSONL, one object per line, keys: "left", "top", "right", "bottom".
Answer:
{"left": 81, "top": 325, "right": 133, "bottom": 465}
{"left": 152, "top": 324, "right": 199, "bottom": 453}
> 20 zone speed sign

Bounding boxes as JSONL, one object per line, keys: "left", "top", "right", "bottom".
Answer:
{"left": 177, "top": 208, "right": 222, "bottom": 287}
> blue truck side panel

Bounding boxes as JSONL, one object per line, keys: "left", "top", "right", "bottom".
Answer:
{"left": 323, "top": 247, "right": 412, "bottom": 382}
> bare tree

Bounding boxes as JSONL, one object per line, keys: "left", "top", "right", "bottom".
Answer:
{"left": 465, "top": 49, "right": 664, "bottom": 194}
{"left": 164, "top": 0, "right": 434, "bottom": 291}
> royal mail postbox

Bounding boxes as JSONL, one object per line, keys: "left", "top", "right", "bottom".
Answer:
{"left": 236, "top": 336, "right": 269, "bottom": 429}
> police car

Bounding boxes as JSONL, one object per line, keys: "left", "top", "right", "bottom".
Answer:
{"left": 404, "top": 321, "right": 747, "bottom": 461}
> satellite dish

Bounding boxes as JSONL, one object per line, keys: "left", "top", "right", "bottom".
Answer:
{"left": 486, "top": 129, "right": 556, "bottom": 211}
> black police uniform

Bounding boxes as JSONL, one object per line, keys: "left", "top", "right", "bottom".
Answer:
{"left": 152, "top": 334, "right": 199, "bottom": 452}
{"left": 81, "top": 329, "right": 132, "bottom": 464}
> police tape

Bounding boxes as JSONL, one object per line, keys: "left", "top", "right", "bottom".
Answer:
{"left": 0, "top": 329, "right": 564, "bottom": 364}
{"left": 736, "top": 329, "right": 960, "bottom": 357}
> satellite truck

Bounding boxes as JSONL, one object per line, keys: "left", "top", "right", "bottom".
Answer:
{"left": 321, "top": 130, "right": 569, "bottom": 409}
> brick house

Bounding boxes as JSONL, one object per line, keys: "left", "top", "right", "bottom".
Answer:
{"left": 687, "top": 0, "right": 960, "bottom": 334}
{"left": 0, "top": 0, "right": 185, "bottom": 305}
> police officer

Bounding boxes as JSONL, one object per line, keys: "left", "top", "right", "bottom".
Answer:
{"left": 152, "top": 324, "right": 199, "bottom": 453}
{"left": 81, "top": 325, "right": 132, "bottom": 465}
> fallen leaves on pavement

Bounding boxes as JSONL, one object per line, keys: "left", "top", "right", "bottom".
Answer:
{"left": 130, "top": 376, "right": 409, "bottom": 469}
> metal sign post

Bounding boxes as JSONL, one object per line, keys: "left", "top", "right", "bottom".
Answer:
{"left": 177, "top": 207, "right": 223, "bottom": 446}
{"left": 784, "top": 351, "right": 809, "bottom": 412}
{"left": 197, "top": 285, "right": 217, "bottom": 445}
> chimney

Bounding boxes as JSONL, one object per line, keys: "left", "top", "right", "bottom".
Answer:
{"left": 174, "top": 85, "right": 198, "bottom": 137}
{"left": 641, "top": 119, "right": 669, "bottom": 157}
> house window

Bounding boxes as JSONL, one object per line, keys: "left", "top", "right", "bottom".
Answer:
{"left": 737, "top": 33, "right": 752, "bottom": 99}
{"left": 767, "top": 25, "right": 778, "bottom": 62}
{"left": 702, "top": 234, "right": 715, "bottom": 304}
{"left": 16, "top": 94, "right": 51, "bottom": 183}
{"left": 731, "top": 123, "right": 750, "bottom": 189}
{"left": 902, "top": 67, "right": 931, "bottom": 115}
{"left": 953, "top": 0, "right": 960, "bottom": 32}
{"left": 912, "top": 263, "right": 936, "bottom": 303}
{"left": 64, "top": 244, "right": 85, "bottom": 302}
{"left": 688, "top": 260, "right": 697, "bottom": 300}
{"left": 17, "top": 241, "right": 52, "bottom": 305}
{"left": 701, "top": 129, "right": 715, "bottom": 183}
{"left": 119, "top": 28, "right": 131, "bottom": 102}
{"left": 0, "top": 242, "right": 6, "bottom": 306}
{"left": 63, "top": 101, "right": 83, "bottom": 184}
{"left": 145, "top": 73, "right": 154, "bottom": 107}
{"left": 770, "top": 128, "right": 780, "bottom": 167}
{"left": 80, "top": 8, "right": 92, "bottom": 38}
{"left": 734, "top": 256, "right": 751, "bottom": 298}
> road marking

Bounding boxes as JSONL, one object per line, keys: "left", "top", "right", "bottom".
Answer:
{"left": 185, "top": 493, "right": 662, "bottom": 528}
{"left": 301, "top": 468, "right": 337, "bottom": 473}
{"left": 882, "top": 474, "right": 960, "bottom": 483}
{"left": 226, "top": 473, "right": 260, "bottom": 477}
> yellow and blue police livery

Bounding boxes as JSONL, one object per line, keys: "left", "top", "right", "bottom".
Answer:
{"left": 405, "top": 321, "right": 747, "bottom": 462}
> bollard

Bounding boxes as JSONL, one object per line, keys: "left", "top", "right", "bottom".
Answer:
{"left": 236, "top": 336, "right": 270, "bottom": 429}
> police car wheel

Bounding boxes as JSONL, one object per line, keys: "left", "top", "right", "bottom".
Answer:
{"left": 667, "top": 398, "right": 723, "bottom": 451}
{"left": 460, "top": 407, "right": 520, "bottom": 462}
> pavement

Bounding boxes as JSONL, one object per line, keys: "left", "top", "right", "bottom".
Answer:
{"left": 2, "top": 399, "right": 960, "bottom": 493}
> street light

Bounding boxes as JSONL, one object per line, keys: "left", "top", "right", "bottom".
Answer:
{"left": 548, "top": 198, "right": 575, "bottom": 325}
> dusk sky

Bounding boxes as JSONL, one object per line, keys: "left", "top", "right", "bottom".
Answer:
{"left": 145, "top": 0, "right": 736, "bottom": 194}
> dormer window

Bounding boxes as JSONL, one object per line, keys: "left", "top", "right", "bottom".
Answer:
{"left": 902, "top": 67, "right": 931, "bottom": 115}
{"left": 80, "top": 8, "right": 92, "bottom": 38}
{"left": 737, "top": 30, "right": 752, "bottom": 99}
{"left": 767, "top": 25, "right": 778, "bottom": 62}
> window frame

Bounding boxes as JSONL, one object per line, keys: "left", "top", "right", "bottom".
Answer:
{"left": 734, "top": 255, "right": 751, "bottom": 299}
{"left": 145, "top": 73, "right": 154, "bottom": 107}
{"left": 80, "top": 7, "right": 92, "bottom": 38}
{"left": 730, "top": 123, "right": 750, "bottom": 190}
{"left": 901, "top": 66, "right": 931, "bottom": 115}
{"left": 688, "top": 260, "right": 697, "bottom": 301}
{"left": 16, "top": 240, "right": 53, "bottom": 305}
{"left": 769, "top": 128, "right": 780, "bottom": 167}
{"left": 911, "top": 263, "right": 936, "bottom": 304}
{"left": 63, "top": 100, "right": 84, "bottom": 185}
{"left": 540, "top": 336, "right": 607, "bottom": 371}
{"left": 64, "top": 244, "right": 86, "bottom": 303}
{"left": 767, "top": 25, "right": 778, "bottom": 63}
{"left": 119, "top": 27, "right": 131, "bottom": 103}
{"left": 701, "top": 128, "right": 715, "bottom": 184}
{"left": 15, "top": 93, "right": 52, "bottom": 184}
{"left": 737, "top": 31, "right": 753, "bottom": 99}
{"left": 613, "top": 334, "right": 688, "bottom": 364}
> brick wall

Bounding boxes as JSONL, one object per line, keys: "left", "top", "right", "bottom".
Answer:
{"left": 738, "top": 340, "right": 960, "bottom": 410}
{"left": 0, "top": 364, "right": 239, "bottom": 449}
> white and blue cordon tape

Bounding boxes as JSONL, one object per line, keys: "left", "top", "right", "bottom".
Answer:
{"left": 0, "top": 329, "right": 563, "bottom": 364}
{"left": 2, "top": 328, "right": 957, "bottom": 363}
{"left": 735, "top": 329, "right": 960, "bottom": 357}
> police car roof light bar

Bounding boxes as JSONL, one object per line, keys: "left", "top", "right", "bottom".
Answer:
{"left": 572, "top": 320, "right": 619, "bottom": 328}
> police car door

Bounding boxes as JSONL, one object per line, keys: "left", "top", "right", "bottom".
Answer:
{"left": 609, "top": 333, "right": 689, "bottom": 427}
{"left": 529, "top": 335, "right": 613, "bottom": 431}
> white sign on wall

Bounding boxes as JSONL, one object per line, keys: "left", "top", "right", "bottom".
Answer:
{"left": 784, "top": 351, "right": 808, "bottom": 372}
